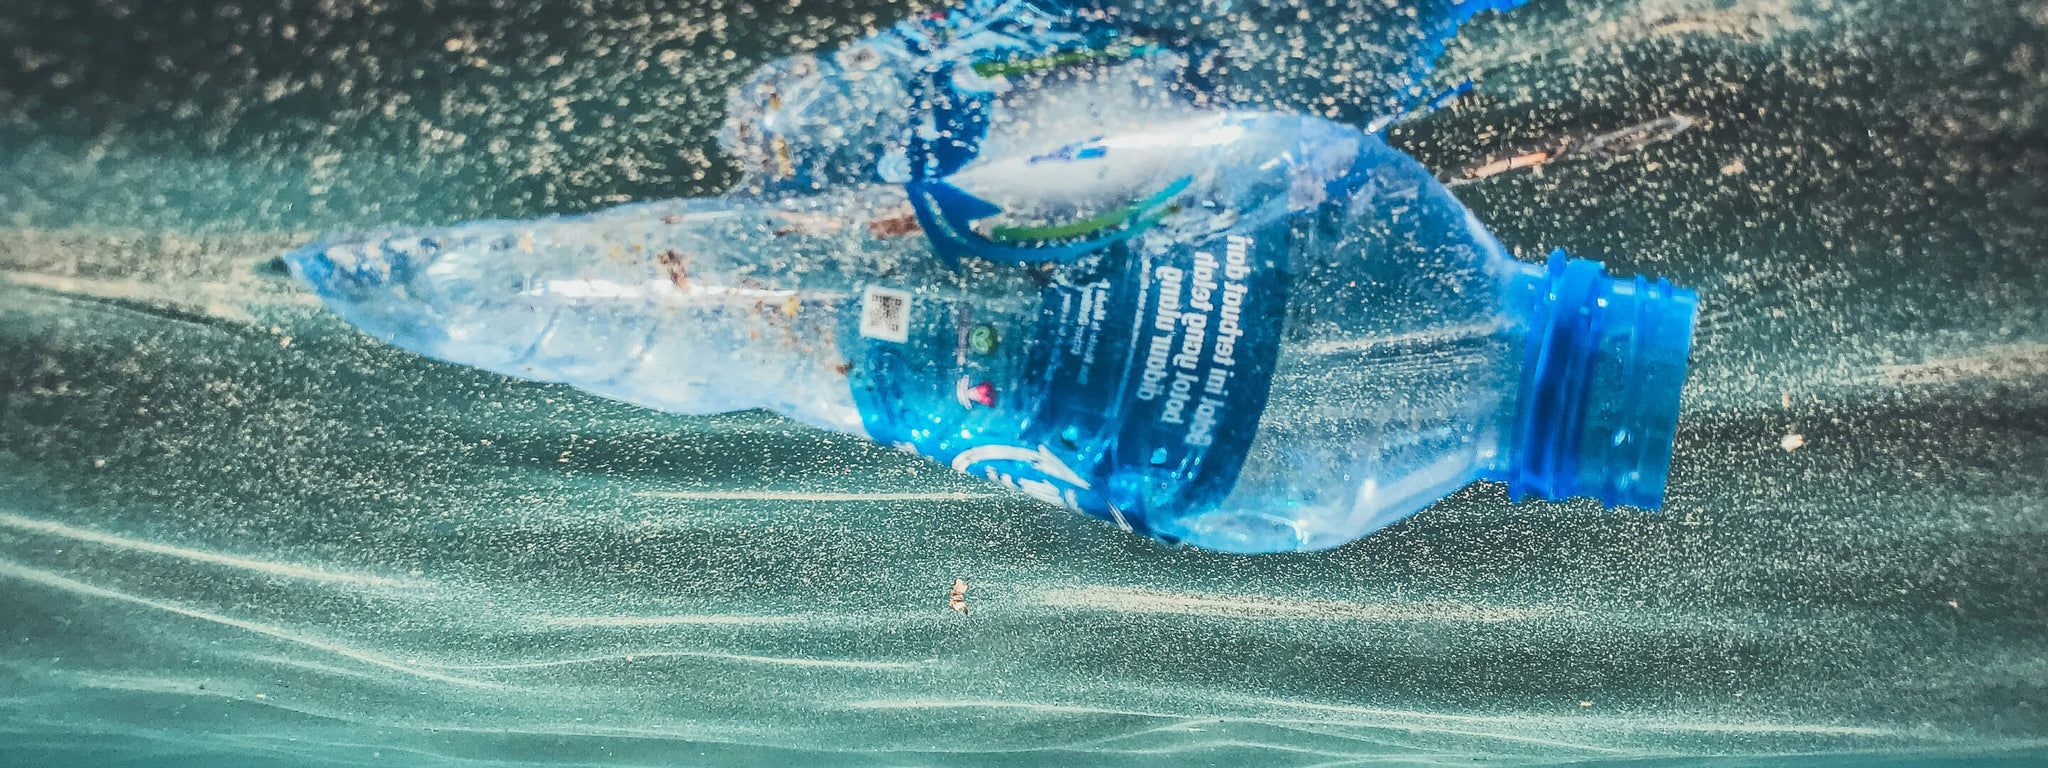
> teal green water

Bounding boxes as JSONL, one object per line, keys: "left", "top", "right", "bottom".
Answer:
{"left": 3, "top": 0, "right": 2046, "bottom": 765}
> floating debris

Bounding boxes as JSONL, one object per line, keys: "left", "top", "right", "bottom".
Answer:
{"left": 1641, "top": 2, "right": 1806, "bottom": 43}
{"left": 1878, "top": 344, "right": 2048, "bottom": 386}
{"left": 1781, "top": 433, "right": 1805, "bottom": 452}
{"left": 1448, "top": 114, "right": 1699, "bottom": 186}
{"left": 866, "top": 204, "right": 923, "bottom": 239}
{"left": 1572, "top": 114, "right": 1696, "bottom": 161}
{"left": 949, "top": 578, "right": 969, "bottom": 615}
{"left": 1458, "top": 151, "right": 1555, "bottom": 184}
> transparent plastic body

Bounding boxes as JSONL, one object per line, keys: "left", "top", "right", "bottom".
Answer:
{"left": 285, "top": 189, "right": 932, "bottom": 436}
{"left": 290, "top": 113, "right": 1695, "bottom": 553}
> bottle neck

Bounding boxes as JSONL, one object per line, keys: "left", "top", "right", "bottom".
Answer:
{"left": 1492, "top": 251, "right": 1699, "bottom": 509}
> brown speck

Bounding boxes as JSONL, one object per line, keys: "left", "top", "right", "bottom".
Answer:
{"left": 781, "top": 296, "right": 801, "bottom": 317}
{"left": 1463, "top": 151, "right": 1551, "bottom": 182}
{"left": 656, "top": 250, "right": 689, "bottom": 289}
{"left": 867, "top": 205, "right": 922, "bottom": 238}
{"left": 661, "top": 214, "right": 684, "bottom": 225}
{"left": 772, "top": 136, "right": 795, "bottom": 179}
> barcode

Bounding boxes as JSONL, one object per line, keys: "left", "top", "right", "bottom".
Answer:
{"left": 859, "top": 285, "right": 912, "bottom": 343}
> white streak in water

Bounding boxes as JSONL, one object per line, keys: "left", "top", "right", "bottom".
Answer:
{"left": 64, "top": 671, "right": 249, "bottom": 700}
{"left": 420, "top": 650, "right": 917, "bottom": 672}
{"left": 640, "top": 490, "right": 995, "bottom": 502}
{"left": 845, "top": 698, "right": 1623, "bottom": 753}
{"left": 1041, "top": 586, "right": 1564, "bottom": 623}
{"left": 0, "top": 270, "right": 264, "bottom": 323}
{"left": 537, "top": 614, "right": 797, "bottom": 627}
{"left": 0, "top": 560, "right": 500, "bottom": 689}
{"left": 1257, "top": 697, "right": 1904, "bottom": 738}
{"left": 0, "top": 511, "right": 415, "bottom": 589}
{"left": 847, "top": 699, "right": 1163, "bottom": 717}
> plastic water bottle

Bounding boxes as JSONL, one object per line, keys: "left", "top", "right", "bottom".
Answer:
{"left": 287, "top": 111, "right": 1697, "bottom": 553}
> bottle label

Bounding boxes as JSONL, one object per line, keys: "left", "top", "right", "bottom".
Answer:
{"left": 843, "top": 232, "right": 1290, "bottom": 535}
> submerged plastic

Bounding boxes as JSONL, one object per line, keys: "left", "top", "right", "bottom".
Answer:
{"left": 287, "top": 0, "right": 1695, "bottom": 552}
{"left": 289, "top": 110, "right": 1697, "bottom": 553}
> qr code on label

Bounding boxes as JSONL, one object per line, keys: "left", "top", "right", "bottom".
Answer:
{"left": 859, "top": 285, "right": 912, "bottom": 343}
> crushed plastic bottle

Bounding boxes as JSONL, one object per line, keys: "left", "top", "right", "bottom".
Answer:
{"left": 288, "top": 111, "right": 1697, "bottom": 553}
{"left": 287, "top": 0, "right": 1693, "bottom": 553}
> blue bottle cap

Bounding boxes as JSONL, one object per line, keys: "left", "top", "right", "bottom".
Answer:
{"left": 1502, "top": 251, "right": 1699, "bottom": 509}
